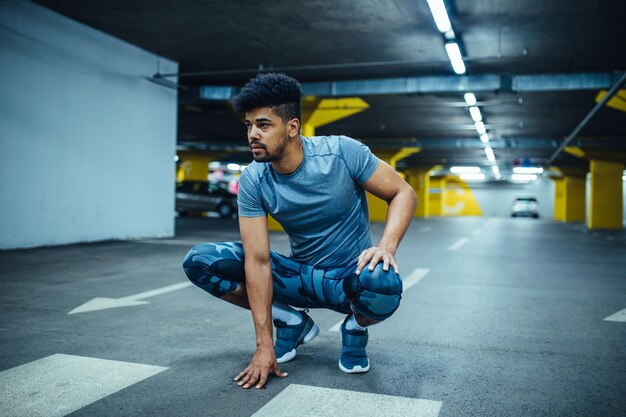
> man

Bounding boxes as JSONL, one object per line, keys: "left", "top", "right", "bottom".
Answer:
{"left": 183, "top": 73, "right": 416, "bottom": 389}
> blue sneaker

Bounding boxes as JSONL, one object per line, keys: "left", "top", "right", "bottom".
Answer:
{"left": 339, "top": 315, "right": 370, "bottom": 373}
{"left": 274, "top": 310, "right": 319, "bottom": 363}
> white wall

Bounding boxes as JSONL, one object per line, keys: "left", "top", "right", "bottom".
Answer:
{"left": 470, "top": 177, "right": 555, "bottom": 218}
{"left": 0, "top": 1, "right": 178, "bottom": 249}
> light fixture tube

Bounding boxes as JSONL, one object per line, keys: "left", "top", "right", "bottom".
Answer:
{"left": 474, "top": 121, "right": 486, "bottom": 135}
{"left": 450, "top": 166, "right": 481, "bottom": 174}
{"left": 460, "top": 173, "right": 486, "bottom": 181}
{"left": 426, "top": 0, "right": 452, "bottom": 33}
{"left": 479, "top": 133, "right": 490, "bottom": 143}
{"left": 469, "top": 106, "right": 482, "bottom": 122}
{"left": 511, "top": 174, "right": 538, "bottom": 181}
{"left": 484, "top": 146, "right": 495, "bottom": 162}
{"left": 464, "top": 93, "right": 477, "bottom": 106}
{"left": 444, "top": 42, "right": 466, "bottom": 74}
{"left": 513, "top": 167, "right": 544, "bottom": 174}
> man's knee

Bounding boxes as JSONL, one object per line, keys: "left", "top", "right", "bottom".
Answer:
{"left": 350, "top": 263, "right": 403, "bottom": 322}
{"left": 182, "top": 242, "right": 244, "bottom": 297}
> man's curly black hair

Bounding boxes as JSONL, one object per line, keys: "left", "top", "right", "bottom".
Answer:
{"left": 231, "top": 73, "right": 303, "bottom": 124}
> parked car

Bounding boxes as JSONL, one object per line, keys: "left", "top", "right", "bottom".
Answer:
{"left": 175, "top": 181, "right": 237, "bottom": 219}
{"left": 511, "top": 196, "right": 539, "bottom": 218}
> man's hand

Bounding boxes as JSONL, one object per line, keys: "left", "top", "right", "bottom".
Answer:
{"left": 233, "top": 346, "right": 287, "bottom": 389}
{"left": 356, "top": 246, "right": 399, "bottom": 275}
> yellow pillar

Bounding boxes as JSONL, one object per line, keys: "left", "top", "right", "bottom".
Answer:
{"left": 404, "top": 167, "right": 436, "bottom": 217}
{"left": 553, "top": 168, "right": 587, "bottom": 222}
{"left": 176, "top": 150, "right": 228, "bottom": 182}
{"left": 368, "top": 148, "right": 420, "bottom": 222}
{"left": 564, "top": 176, "right": 586, "bottom": 222}
{"left": 589, "top": 160, "right": 624, "bottom": 229}
{"left": 552, "top": 177, "right": 565, "bottom": 221}
{"left": 429, "top": 176, "right": 444, "bottom": 216}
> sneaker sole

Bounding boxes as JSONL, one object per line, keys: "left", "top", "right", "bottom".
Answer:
{"left": 338, "top": 321, "right": 369, "bottom": 373}
{"left": 276, "top": 324, "right": 319, "bottom": 364}
{"left": 338, "top": 360, "right": 370, "bottom": 374}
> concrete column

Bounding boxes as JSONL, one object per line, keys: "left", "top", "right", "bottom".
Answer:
{"left": 589, "top": 160, "right": 624, "bottom": 229}
{"left": 553, "top": 178, "right": 565, "bottom": 221}
{"left": 176, "top": 150, "right": 224, "bottom": 182}
{"left": 404, "top": 168, "right": 432, "bottom": 217}
{"left": 429, "top": 177, "right": 444, "bottom": 216}
{"left": 368, "top": 148, "right": 420, "bottom": 222}
{"left": 564, "top": 176, "right": 586, "bottom": 222}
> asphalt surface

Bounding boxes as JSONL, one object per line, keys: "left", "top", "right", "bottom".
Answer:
{"left": 1, "top": 216, "right": 625, "bottom": 416}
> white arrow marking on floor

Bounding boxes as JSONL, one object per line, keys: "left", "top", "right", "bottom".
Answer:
{"left": 252, "top": 384, "right": 441, "bottom": 417}
{"left": 68, "top": 282, "right": 193, "bottom": 315}
{"left": 329, "top": 268, "right": 430, "bottom": 332}
{"left": 604, "top": 308, "right": 626, "bottom": 322}
{"left": 0, "top": 354, "right": 167, "bottom": 417}
{"left": 448, "top": 237, "right": 468, "bottom": 251}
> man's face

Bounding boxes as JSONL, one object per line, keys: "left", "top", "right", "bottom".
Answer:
{"left": 244, "top": 107, "right": 290, "bottom": 163}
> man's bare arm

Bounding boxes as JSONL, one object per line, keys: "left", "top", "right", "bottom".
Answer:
{"left": 356, "top": 159, "right": 417, "bottom": 274}
{"left": 233, "top": 215, "right": 286, "bottom": 389}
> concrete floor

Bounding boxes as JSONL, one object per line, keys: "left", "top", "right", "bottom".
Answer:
{"left": 1, "top": 217, "right": 625, "bottom": 417}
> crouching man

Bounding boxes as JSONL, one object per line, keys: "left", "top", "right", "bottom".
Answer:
{"left": 183, "top": 73, "right": 416, "bottom": 389}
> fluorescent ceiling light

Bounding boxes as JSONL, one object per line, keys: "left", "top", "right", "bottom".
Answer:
{"left": 513, "top": 167, "right": 544, "bottom": 174}
{"left": 511, "top": 174, "right": 538, "bottom": 181}
{"left": 469, "top": 106, "right": 482, "bottom": 122}
{"left": 513, "top": 174, "right": 537, "bottom": 181}
{"left": 460, "top": 173, "right": 486, "bottom": 181}
{"left": 451, "top": 166, "right": 481, "bottom": 174}
{"left": 479, "top": 133, "right": 490, "bottom": 143}
{"left": 474, "top": 121, "right": 486, "bottom": 135}
{"left": 444, "top": 42, "right": 466, "bottom": 75}
{"left": 464, "top": 93, "right": 477, "bottom": 106}
{"left": 484, "top": 146, "right": 495, "bottom": 162}
{"left": 227, "top": 163, "right": 241, "bottom": 171}
{"left": 491, "top": 165, "right": 500, "bottom": 175}
{"left": 426, "top": 0, "right": 452, "bottom": 33}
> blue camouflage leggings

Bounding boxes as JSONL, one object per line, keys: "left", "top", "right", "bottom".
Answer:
{"left": 182, "top": 242, "right": 403, "bottom": 321}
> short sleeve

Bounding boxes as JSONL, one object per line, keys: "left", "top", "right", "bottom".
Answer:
{"left": 237, "top": 167, "right": 267, "bottom": 217}
{"left": 338, "top": 136, "right": 380, "bottom": 184}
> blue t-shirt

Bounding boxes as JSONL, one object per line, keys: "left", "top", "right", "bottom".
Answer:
{"left": 237, "top": 135, "right": 380, "bottom": 267}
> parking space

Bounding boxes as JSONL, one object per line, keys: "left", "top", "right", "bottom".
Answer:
{"left": 1, "top": 217, "right": 625, "bottom": 416}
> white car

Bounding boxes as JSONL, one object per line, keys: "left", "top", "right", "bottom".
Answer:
{"left": 511, "top": 197, "right": 539, "bottom": 218}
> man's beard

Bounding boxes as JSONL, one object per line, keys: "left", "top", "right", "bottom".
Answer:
{"left": 252, "top": 134, "right": 289, "bottom": 163}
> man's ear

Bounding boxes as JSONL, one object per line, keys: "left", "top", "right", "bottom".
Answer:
{"left": 288, "top": 118, "right": 300, "bottom": 138}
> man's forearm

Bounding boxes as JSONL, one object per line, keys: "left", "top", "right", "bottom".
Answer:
{"left": 378, "top": 186, "right": 417, "bottom": 253}
{"left": 244, "top": 258, "right": 274, "bottom": 348}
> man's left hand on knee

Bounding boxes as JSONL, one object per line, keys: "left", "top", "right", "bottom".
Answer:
{"left": 356, "top": 246, "right": 399, "bottom": 275}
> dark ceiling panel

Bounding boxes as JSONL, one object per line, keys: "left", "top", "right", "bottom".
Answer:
{"left": 34, "top": 0, "right": 626, "bottom": 174}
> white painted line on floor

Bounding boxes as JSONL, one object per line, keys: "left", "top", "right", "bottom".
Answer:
{"left": 252, "top": 384, "right": 441, "bottom": 417}
{"left": 420, "top": 227, "right": 431, "bottom": 232}
{"left": 0, "top": 354, "right": 167, "bottom": 417}
{"left": 402, "top": 268, "right": 431, "bottom": 291}
{"left": 473, "top": 229, "right": 482, "bottom": 236}
{"left": 604, "top": 308, "right": 626, "bottom": 322}
{"left": 448, "top": 238, "right": 469, "bottom": 251}
{"left": 69, "top": 281, "right": 193, "bottom": 314}
{"left": 328, "top": 268, "right": 430, "bottom": 332}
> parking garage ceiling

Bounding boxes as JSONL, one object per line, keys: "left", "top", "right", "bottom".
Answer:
{"left": 34, "top": 0, "right": 626, "bottom": 177}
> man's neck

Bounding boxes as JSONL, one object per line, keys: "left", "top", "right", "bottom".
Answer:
{"left": 271, "top": 135, "right": 303, "bottom": 175}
